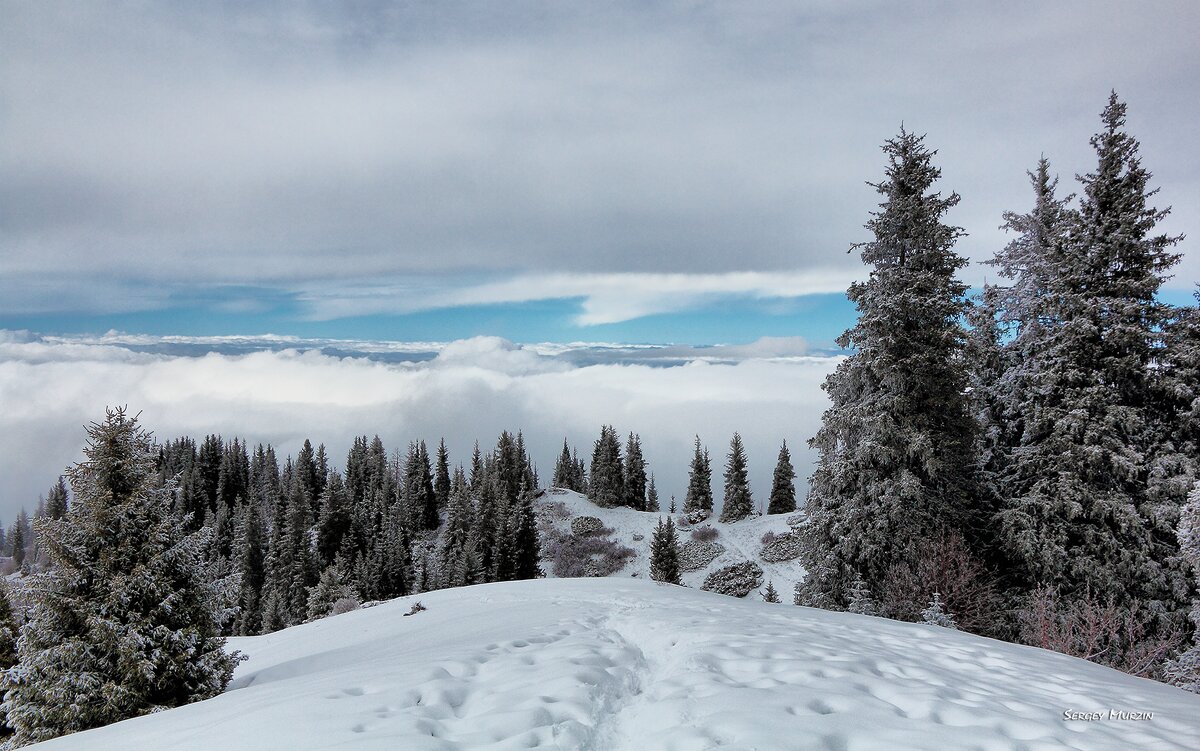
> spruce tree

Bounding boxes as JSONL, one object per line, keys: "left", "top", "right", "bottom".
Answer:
{"left": 682, "top": 437, "right": 713, "bottom": 519}
{"left": 767, "top": 441, "right": 797, "bottom": 514}
{"left": 7, "top": 512, "right": 25, "bottom": 569}
{"left": 649, "top": 517, "right": 682, "bottom": 585}
{"left": 761, "top": 580, "right": 781, "bottom": 603}
{"left": 646, "top": 474, "right": 660, "bottom": 512}
{"left": 553, "top": 439, "right": 574, "bottom": 489}
{"left": 441, "top": 469, "right": 475, "bottom": 587}
{"left": 45, "top": 477, "right": 68, "bottom": 521}
{"left": 623, "top": 433, "right": 648, "bottom": 510}
{"left": 1164, "top": 480, "right": 1200, "bottom": 692}
{"left": 435, "top": 439, "right": 451, "bottom": 511}
{"left": 234, "top": 501, "right": 266, "bottom": 636}
{"left": 0, "top": 582, "right": 16, "bottom": 740}
{"left": 2, "top": 408, "right": 240, "bottom": 746}
{"left": 992, "top": 95, "right": 1186, "bottom": 619}
{"left": 306, "top": 565, "right": 358, "bottom": 621}
{"left": 798, "top": 128, "right": 981, "bottom": 611}
{"left": 719, "top": 433, "right": 753, "bottom": 522}
{"left": 588, "top": 425, "right": 625, "bottom": 507}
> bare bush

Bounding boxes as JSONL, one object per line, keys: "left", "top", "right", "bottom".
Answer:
{"left": 331, "top": 597, "right": 360, "bottom": 616}
{"left": 690, "top": 526, "right": 719, "bottom": 542}
{"left": 1017, "top": 586, "right": 1185, "bottom": 679}
{"left": 551, "top": 534, "right": 635, "bottom": 578}
{"left": 878, "top": 530, "right": 1002, "bottom": 636}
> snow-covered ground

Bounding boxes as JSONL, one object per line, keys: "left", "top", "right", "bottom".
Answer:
{"left": 29, "top": 578, "right": 1200, "bottom": 750}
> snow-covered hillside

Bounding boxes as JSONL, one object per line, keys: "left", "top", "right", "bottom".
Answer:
{"left": 532, "top": 489, "right": 805, "bottom": 595}
{"left": 29, "top": 578, "right": 1200, "bottom": 751}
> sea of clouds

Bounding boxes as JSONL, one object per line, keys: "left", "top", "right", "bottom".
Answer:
{"left": 0, "top": 331, "right": 839, "bottom": 525}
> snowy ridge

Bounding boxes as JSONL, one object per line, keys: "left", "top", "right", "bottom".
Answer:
{"left": 28, "top": 578, "right": 1200, "bottom": 751}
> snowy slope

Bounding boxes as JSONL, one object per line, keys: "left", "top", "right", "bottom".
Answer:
{"left": 29, "top": 578, "right": 1200, "bottom": 751}
{"left": 535, "top": 489, "right": 806, "bottom": 595}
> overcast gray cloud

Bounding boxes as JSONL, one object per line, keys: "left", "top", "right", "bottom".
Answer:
{"left": 0, "top": 332, "right": 836, "bottom": 524}
{"left": 1, "top": 0, "right": 1196, "bottom": 317}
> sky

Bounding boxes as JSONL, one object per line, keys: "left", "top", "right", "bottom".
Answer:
{"left": 0, "top": 1, "right": 1197, "bottom": 521}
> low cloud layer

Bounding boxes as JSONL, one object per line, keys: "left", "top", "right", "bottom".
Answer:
{"left": 0, "top": 333, "right": 838, "bottom": 524}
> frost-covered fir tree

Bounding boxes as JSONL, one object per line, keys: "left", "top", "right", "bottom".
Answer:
{"left": 588, "top": 425, "right": 625, "bottom": 507}
{"left": 306, "top": 565, "right": 359, "bottom": 621}
{"left": 846, "top": 576, "right": 879, "bottom": 616}
{"left": 552, "top": 439, "right": 576, "bottom": 489}
{"left": 993, "top": 95, "right": 1186, "bottom": 619}
{"left": 234, "top": 500, "right": 267, "bottom": 636}
{"left": 434, "top": 439, "right": 451, "bottom": 512}
{"left": 719, "top": 433, "right": 753, "bottom": 522}
{"left": 761, "top": 580, "right": 781, "bottom": 603}
{"left": 767, "top": 441, "right": 796, "bottom": 514}
{"left": 623, "top": 433, "right": 648, "bottom": 510}
{"left": 7, "top": 512, "right": 26, "bottom": 569}
{"left": 0, "top": 582, "right": 16, "bottom": 741}
{"left": 45, "top": 477, "right": 68, "bottom": 521}
{"left": 798, "top": 128, "right": 981, "bottom": 611}
{"left": 1164, "top": 480, "right": 1200, "bottom": 692}
{"left": 646, "top": 474, "right": 660, "bottom": 512}
{"left": 921, "top": 592, "right": 957, "bottom": 629}
{"left": 2, "top": 408, "right": 240, "bottom": 747}
{"left": 649, "top": 517, "right": 682, "bottom": 585}
{"left": 682, "top": 437, "right": 713, "bottom": 520}
{"left": 442, "top": 469, "right": 478, "bottom": 588}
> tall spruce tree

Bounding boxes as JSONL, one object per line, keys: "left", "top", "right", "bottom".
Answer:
{"left": 682, "top": 437, "right": 713, "bottom": 519}
{"left": 646, "top": 474, "right": 660, "bottom": 512}
{"left": 45, "top": 477, "right": 68, "bottom": 521}
{"left": 767, "top": 441, "right": 797, "bottom": 514}
{"left": 434, "top": 439, "right": 451, "bottom": 511}
{"left": 719, "top": 433, "right": 753, "bottom": 522}
{"left": 990, "top": 96, "right": 1186, "bottom": 620}
{"left": 588, "top": 425, "right": 625, "bottom": 507}
{"left": 623, "top": 433, "right": 648, "bottom": 510}
{"left": 798, "top": 128, "right": 981, "bottom": 611}
{"left": 2, "top": 409, "right": 240, "bottom": 746}
{"left": 649, "top": 516, "right": 682, "bottom": 585}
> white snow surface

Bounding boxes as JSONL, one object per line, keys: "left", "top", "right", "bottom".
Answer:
{"left": 28, "top": 578, "right": 1200, "bottom": 751}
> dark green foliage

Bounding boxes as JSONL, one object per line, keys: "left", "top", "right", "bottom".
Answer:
{"left": 649, "top": 516, "right": 682, "bottom": 585}
{"left": 767, "top": 441, "right": 796, "bottom": 514}
{"left": 646, "top": 474, "right": 660, "bottom": 512}
{"left": 719, "top": 433, "right": 752, "bottom": 522}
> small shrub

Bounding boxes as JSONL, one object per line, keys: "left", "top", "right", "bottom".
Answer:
{"left": 760, "top": 530, "right": 779, "bottom": 545}
{"left": 552, "top": 534, "right": 636, "bottom": 578}
{"left": 331, "top": 597, "right": 360, "bottom": 616}
{"left": 571, "top": 516, "right": 606, "bottom": 536}
{"left": 690, "top": 526, "right": 719, "bottom": 542}
{"left": 684, "top": 509, "right": 710, "bottom": 526}
{"left": 539, "top": 500, "right": 571, "bottom": 521}
{"left": 760, "top": 532, "right": 802, "bottom": 563}
{"left": 701, "top": 561, "right": 763, "bottom": 598}
{"left": 679, "top": 540, "right": 724, "bottom": 571}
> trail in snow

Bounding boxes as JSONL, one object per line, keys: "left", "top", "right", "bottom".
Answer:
{"left": 29, "top": 578, "right": 1200, "bottom": 751}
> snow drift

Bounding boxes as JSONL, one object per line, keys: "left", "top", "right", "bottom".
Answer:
{"left": 26, "top": 578, "right": 1200, "bottom": 750}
